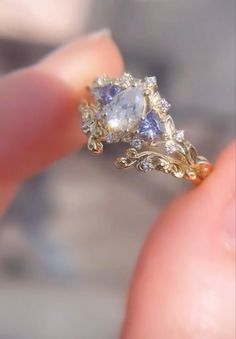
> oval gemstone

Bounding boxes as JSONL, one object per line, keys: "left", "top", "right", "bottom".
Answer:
{"left": 104, "top": 87, "right": 146, "bottom": 132}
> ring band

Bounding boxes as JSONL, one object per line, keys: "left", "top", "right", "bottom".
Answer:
{"left": 80, "top": 73, "right": 212, "bottom": 185}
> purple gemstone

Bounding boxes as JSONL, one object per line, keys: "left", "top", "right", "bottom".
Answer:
{"left": 95, "top": 84, "right": 122, "bottom": 105}
{"left": 109, "top": 85, "right": 122, "bottom": 96}
{"left": 139, "top": 111, "right": 164, "bottom": 138}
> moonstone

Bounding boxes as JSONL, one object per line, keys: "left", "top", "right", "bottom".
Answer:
{"left": 104, "top": 87, "right": 145, "bottom": 132}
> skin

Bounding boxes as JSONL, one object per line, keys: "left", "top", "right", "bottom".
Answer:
{"left": 0, "top": 31, "right": 235, "bottom": 339}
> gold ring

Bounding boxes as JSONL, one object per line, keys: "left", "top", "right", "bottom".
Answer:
{"left": 80, "top": 73, "right": 212, "bottom": 185}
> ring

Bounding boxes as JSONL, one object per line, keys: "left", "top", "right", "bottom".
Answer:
{"left": 80, "top": 73, "right": 212, "bottom": 184}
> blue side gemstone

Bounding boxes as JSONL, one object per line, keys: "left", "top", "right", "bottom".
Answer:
{"left": 139, "top": 111, "right": 164, "bottom": 138}
{"left": 95, "top": 84, "right": 122, "bottom": 105}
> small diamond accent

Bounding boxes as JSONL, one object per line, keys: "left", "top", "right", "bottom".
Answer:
{"left": 141, "top": 158, "right": 155, "bottom": 172}
{"left": 106, "top": 132, "right": 114, "bottom": 143}
{"left": 120, "top": 73, "right": 133, "bottom": 86}
{"left": 130, "top": 138, "right": 142, "bottom": 150}
{"left": 81, "top": 120, "right": 91, "bottom": 133}
{"left": 145, "top": 76, "right": 157, "bottom": 87}
{"left": 175, "top": 130, "right": 185, "bottom": 142}
{"left": 105, "top": 132, "right": 120, "bottom": 143}
{"left": 157, "top": 98, "right": 171, "bottom": 113}
{"left": 121, "top": 72, "right": 132, "bottom": 80}
{"left": 94, "top": 75, "right": 110, "bottom": 86}
{"left": 165, "top": 140, "right": 177, "bottom": 154}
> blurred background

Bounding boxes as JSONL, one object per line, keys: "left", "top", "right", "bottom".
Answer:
{"left": 0, "top": 1, "right": 235, "bottom": 338}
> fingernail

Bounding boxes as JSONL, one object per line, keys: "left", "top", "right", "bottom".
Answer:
{"left": 87, "top": 28, "right": 112, "bottom": 40}
{"left": 223, "top": 196, "right": 236, "bottom": 251}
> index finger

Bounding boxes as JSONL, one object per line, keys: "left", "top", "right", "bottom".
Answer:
{"left": 0, "top": 30, "right": 123, "bottom": 183}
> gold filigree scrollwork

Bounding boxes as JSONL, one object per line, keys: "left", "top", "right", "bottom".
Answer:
{"left": 181, "top": 141, "right": 213, "bottom": 183}
{"left": 115, "top": 142, "right": 212, "bottom": 183}
{"left": 115, "top": 148, "right": 187, "bottom": 179}
{"left": 87, "top": 135, "right": 103, "bottom": 154}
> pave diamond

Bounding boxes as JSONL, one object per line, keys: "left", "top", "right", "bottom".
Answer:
{"left": 157, "top": 98, "right": 171, "bottom": 113}
{"left": 81, "top": 119, "right": 91, "bottom": 133}
{"left": 165, "top": 140, "right": 177, "bottom": 154}
{"left": 120, "top": 73, "right": 133, "bottom": 86}
{"left": 139, "top": 111, "right": 164, "bottom": 139}
{"left": 94, "top": 75, "right": 110, "bottom": 86}
{"left": 175, "top": 130, "right": 185, "bottom": 142}
{"left": 141, "top": 158, "right": 155, "bottom": 172}
{"left": 130, "top": 137, "right": 142, "bottom": 150}
{"left": 104, "top": 87, "right": 146, "bottom": 132}
{"left": 145, "top": 76, "right": 157, "bottom": 87}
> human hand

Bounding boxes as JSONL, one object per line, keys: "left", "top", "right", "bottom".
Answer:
{"left": 0, "top": 31, "right": 235, "bottom": 339}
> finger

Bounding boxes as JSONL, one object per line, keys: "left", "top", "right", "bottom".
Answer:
{"left": 122, "top": 142, "right": 235, "bottom": 339}
{"left": 37, "top": 30, "right": 123, "bottom": 96}
{"left": 0, "top": 181, "right": 19, "bottom": 214}
{"left": 0, "top": 30, "right": 123, "bottom": 183}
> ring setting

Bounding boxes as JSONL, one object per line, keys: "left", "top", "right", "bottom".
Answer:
{"left": 80, "top": 73, "right": 212, "bottom": 184}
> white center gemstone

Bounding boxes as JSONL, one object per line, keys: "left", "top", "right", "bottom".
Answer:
{"left": 104, "top": 87, "right": 146, "bottom": 132}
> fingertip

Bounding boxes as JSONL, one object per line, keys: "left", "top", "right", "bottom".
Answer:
{"left": 196, "top": 140, "right": 236, "bottom": 207}
{"left": 38, "top": 30, "right": 124, "bottom": 94}
{"left": 0, "top": 182, "right": 18, "bottom": 216}
{"left": 215, "top": 141, "right": 236, "bottom": 167}
{"left": 0, "top": 31, "right": 124, "bottom": 183}
{"left": 122, "top": 141, "right": 236, "bottom": 339}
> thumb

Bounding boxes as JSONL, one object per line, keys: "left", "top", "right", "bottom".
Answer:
{"left": 122, "top": 142, "right": 235, "bottom": 339}
{"left": 0, "top": 30, "right": 123, "bottom": 214}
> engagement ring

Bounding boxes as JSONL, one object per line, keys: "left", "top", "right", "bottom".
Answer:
{"left": 80, "top": 73, "right": 212, "bottom": 184}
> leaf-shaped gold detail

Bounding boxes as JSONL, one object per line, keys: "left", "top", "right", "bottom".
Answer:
{"left": 185, "top": 143, "right": 198, "bottom": 164}
{"left": 115, "top": 148, "right": 188, "bottom": 179}
{"left": 164, "top": 115, "right": 175, "bottom": 138}
{"left": 87, "top": 136, "right": 103, "bottom": 154}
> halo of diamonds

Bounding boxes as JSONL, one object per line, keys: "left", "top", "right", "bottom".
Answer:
{"left": 80, "top": 73, "right": 212, "bottom": 182}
